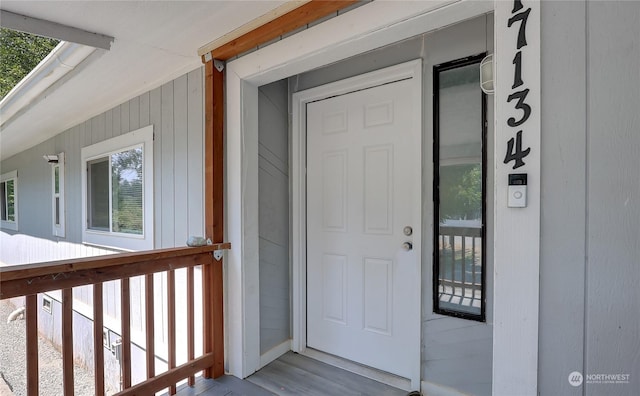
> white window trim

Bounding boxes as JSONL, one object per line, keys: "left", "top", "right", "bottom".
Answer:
{"left": 1, "top": 170, "right": 18, "bottom": 231}
{"left": 81, "top": 125, "right": 154, "bottom": 251}
{"left": 52, "top": 152, "right": 66, "bottom": 237}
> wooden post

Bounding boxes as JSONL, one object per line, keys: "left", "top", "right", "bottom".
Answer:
{"left": 26, "top": 294, "right": 38, "bottom": 396}
{"left": 93, "top": 283, "right": 105, "bottom": 396}
{"left": 62, "top": 288, "right": 74, "bottom": 396}
{"left": 144, "top": 274, "right": 155, "bottom": 379}
{"left": 203, "top": 59, "right": 225, "bottom": 379}
{"left": 121, "top": 278, "right": 131, "bottom": 389}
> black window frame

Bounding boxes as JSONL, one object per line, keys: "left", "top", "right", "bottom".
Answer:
{"left": 432, "top": 53, "right": 488, "bottom": 322}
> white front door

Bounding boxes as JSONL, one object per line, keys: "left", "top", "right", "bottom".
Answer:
{"left": 306, "top": 74, "right": 421, "bottom": 379}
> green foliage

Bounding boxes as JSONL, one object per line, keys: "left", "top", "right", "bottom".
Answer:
{"left": 0, "top": 28, "right": 59, "bottom": 99}
{"left": 439, "top": 164, "right": 482, "bottom": 222}
{"left": 111, "top": 148, "right": 144, "bottom": 234}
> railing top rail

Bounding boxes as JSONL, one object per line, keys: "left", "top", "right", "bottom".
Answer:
{"left": 0, "top": 243, "right": 230, "bottom": 282}
{"left": 439, "top": 225, "right": 482, "bottom": 237}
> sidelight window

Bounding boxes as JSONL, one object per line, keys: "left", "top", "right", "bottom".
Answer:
{"left": 433, "top": 54, "right": 487, "bottom": 321}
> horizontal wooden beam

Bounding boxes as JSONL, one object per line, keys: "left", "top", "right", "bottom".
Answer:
{"left": 0, "top": 244, "right": 229, "bottom": 282}
{"left": 197, "top": 1, "right": 310, "bottom": 57}
{"left": 114, "top": 353, "right": 216, "bottom": 396}
{"left": 201, "top": 0, "right": 359, "bottom": 61}
{"left": 0, "top": 246, "right": 230, "bottom": 299}
{"left": 0, "top": 10, "right": 113, "bottom": 50}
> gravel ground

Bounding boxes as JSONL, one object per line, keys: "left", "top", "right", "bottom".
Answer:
{"left": 0, "top": 300, "right": 95, "bottom": 396}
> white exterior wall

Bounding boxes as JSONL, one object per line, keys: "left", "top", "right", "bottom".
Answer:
{"left": 539, "top": 1, "right": 640, "bottom": 395}
{"left": 0, "top": 67, "right": 205, "bottom": 261}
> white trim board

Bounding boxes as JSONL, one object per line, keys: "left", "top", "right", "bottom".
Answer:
{"left": 492, "top": 1, "right": 541, "bottom": 394}
{"left": 291, "top": 59, "right": 423, "bottom": 389}
{"left": 224, "top": 1, "right": 541, "bottom": 395}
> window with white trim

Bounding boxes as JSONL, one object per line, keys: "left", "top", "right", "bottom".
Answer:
{"left": 81, "top": 126, "right": 154, "bottom": 251}
{"left": 1, "top": 170, "right": 18, "bottom": 231}
{"left": 52, "top": 153, "right": 66, "bottom": 237}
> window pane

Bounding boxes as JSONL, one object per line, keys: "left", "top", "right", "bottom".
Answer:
{"left": 6, "top": 180, "right": 15, "bottom": 222}
{"left": 55, "top": 197, "right": 60, "bottom": 226}
{"left": 1, "top": 182, "right": 6, "bottom": 220}
{"left": 54, "top": 166, "right": 60, "bottom": 194}
{"left": 435, "top": 61, "right": 485, "bottom": 319}
{"left": 111, "top": 147, "right": 143, "bottom": 235}
{"left": 88, "top": 158, "right": 110, "bottom": 231}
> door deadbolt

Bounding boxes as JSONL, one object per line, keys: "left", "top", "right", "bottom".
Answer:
{"left": 403, "top": 226, "right": 413, "bottom": 236}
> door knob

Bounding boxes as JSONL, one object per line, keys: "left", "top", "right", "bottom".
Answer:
{"left": 402, "top": 242, "right": 413, "bottom": 251}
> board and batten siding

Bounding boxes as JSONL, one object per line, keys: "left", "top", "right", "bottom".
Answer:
{"left": 0, "top": 67, "right": 205, "bottom": 263}
{"left": 258, "top": 80, "right": 291, "bottom": 355}
{"left": 291, "top": 16, "right": 494, "bottom": 395}
{"left": 539, "top": 2, "right": 640, "bottom": 395}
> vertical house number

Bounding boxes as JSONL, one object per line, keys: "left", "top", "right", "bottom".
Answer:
{"left": 503, "top": 0, "right": 532, "bottom": 169}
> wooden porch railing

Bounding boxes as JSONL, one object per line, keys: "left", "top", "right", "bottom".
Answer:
{"left": 0, "top": 243, "right": 229, "bottom": 396}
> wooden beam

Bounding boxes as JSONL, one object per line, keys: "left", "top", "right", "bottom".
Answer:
{"left": 0, "top": 252, "right": 219, "bottom": 299}
{"left": 202, "top": 0, "right": 359, "bottom": 61}
{"left": 197, "top": 1, "right": 311, "bottom": 57}
{"left": 0, "top": 245, "right": 228, "bottom": 283}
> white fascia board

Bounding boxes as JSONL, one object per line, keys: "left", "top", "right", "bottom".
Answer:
{"left": 0, "top": 42, "right": 97, "bottom": 128}
{"left": 0, "top": 10, "right": 113, "bottom": 50}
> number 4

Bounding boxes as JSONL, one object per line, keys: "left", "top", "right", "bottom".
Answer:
{"left": 504, "top": 130, "right": 531, "bottom": 169}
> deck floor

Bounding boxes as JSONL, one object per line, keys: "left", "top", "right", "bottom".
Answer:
{"left": 175, "top": 352, "right": 407, "bottom": 396}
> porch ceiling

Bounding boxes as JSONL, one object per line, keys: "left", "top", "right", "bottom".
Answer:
{"left": 0, "top": 0, "right": 290, "bottom": 160}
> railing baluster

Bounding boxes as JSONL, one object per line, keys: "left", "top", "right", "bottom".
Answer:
{"left": 121, "top": 278, "right": 131, "bottom": 389}
{"left": 62, "top": 288, "right": 74, "bottom": 396}
{"left": 461, "top": 236, "right": 466, "bottom": 300}
{"left": 203, "top": 263, "right": 212, "bottom": 378}
{"left": 450, "top": 235, "right": 455, "bottom": 292}
{"left": 26, "top": 294, "right": 38, "bottom": 396}
{"left": 168, "top": 269, "right": 176, "bottom": 395}
{"left": 145, "top": 274, "right": 155, "bottom": 379}
{"left": 472, "top": 236, "right": 477, "bottom": 296}
{"left": 93, "top": 283, "right": 105, "bottom": 396}
{"left": 187, "top": 266, "right": 195, "bottom": 386}
{"left": 212, "top": 258, "right": 224, "bottom": 377}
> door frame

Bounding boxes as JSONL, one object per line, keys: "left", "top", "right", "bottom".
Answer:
{"left": 291, "top": 60, "right": 423, "bottom": 389}
{"left": 225, "top": 1, "right": 541, "bottom": 394}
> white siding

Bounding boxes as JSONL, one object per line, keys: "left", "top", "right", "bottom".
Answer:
{"left": 0, "top": 66, "right": 205, "bottom": 263}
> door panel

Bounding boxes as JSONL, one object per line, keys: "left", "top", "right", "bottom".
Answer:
{"left": 306, "top": 77, "right": 420, "bottom": 378}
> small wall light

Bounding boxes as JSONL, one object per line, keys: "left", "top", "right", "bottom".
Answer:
{"left": 43, "top": 154, "right": 59, "bottom": 163}
{"left": 480, "top": 54, "right": 494, "bottom": 94}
